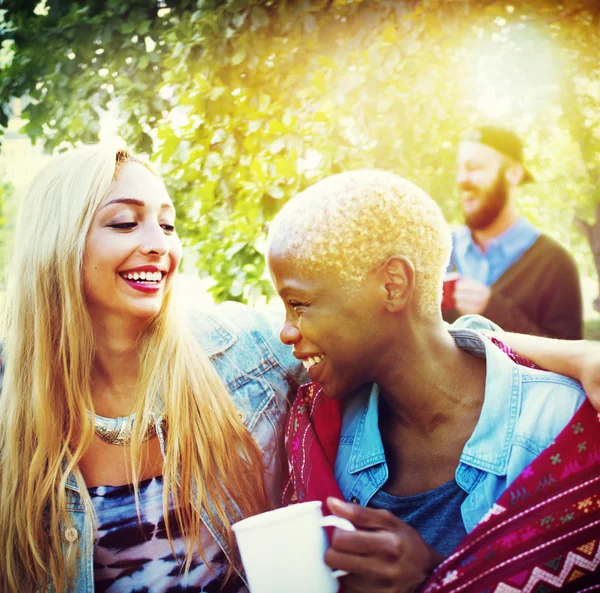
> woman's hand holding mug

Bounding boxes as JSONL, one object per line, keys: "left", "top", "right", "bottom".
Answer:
{"left": 325, "top": 497, "right": 443, "bottom": 593}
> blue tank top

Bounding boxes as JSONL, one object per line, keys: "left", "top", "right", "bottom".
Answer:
{"left": 369, "top": 479, "right": 468, "bottom": 557}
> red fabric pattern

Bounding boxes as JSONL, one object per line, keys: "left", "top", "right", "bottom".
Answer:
{"left": 282, "top": 382, "right": 344, "bottom": 509}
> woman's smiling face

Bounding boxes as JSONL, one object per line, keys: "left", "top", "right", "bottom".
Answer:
{"left": 83, "top": 161, "right": 182, "bottom": 324}
{"left": 268, "top": 245, "right": 385, "bottom": 400}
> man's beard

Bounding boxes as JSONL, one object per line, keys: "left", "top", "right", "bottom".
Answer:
{"left": 463, "top": 170, "right": 508, "bottom": 231}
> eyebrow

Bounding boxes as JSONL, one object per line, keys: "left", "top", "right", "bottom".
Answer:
{"left": 279, "top": 284, "right": 310, "bottom": 299}
{"left": 100, "top": 198, "right": 174, "bottom": 211}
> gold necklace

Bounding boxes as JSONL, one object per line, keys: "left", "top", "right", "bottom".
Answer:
{"left": 88, "top": 410, "right": 157, "bottom": 446}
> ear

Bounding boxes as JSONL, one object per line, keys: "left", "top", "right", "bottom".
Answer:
{"left": 505, "top": 161, "right": 525, "bottom": 187}
{"left": 376, "top": 256, "right": 415, "bottom": 313}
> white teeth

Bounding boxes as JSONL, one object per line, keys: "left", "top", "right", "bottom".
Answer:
{"left": 122, "top": 271, "right": 163, "bottom": 283}
{"left": 302, "top": 354, "right": 325, "bottom": 370}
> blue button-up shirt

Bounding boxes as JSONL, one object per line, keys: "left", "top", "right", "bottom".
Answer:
{"left": 334, "top": 325, "right": 585, "bottom": 538}
{"left": 449, "top": 218, "right": 540, "bottom": 285}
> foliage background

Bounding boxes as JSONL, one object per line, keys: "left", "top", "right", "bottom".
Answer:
{"left": 0, "top": 0, "right": 599, "bottom": 303}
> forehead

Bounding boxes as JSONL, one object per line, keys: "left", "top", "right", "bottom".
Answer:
{"left": 101, "top": 161, "right": 172, "bottom": 207}
{"left": 268, "top": 244, "right": 334, "bottom": 295}
{"left": 268, "top": 243, "right": 309, "bottom": 283}
{"left": 457, "top": 141, "right": 505, "bottom": 167}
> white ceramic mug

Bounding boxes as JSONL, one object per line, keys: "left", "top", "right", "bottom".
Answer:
{"left": 232, "top": 500, "right": 356, "bottom": 593}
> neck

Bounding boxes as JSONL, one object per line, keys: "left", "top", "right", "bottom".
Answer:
{"left": 472, "top": 201, "right": 519, "bottom": 251}
{"left": 373, "top": 314, "right": 486, "bottom": 435}
{"left": 89, "top": 312, "right": 148, "bottom": 416}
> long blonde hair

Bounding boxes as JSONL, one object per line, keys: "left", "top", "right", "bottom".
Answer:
{"left": 0, "top": 145, "right": 269, "bottom": 593}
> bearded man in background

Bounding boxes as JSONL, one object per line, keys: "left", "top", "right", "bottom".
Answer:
{"left": 443, "top": 126, "right": 583, "bottom": 339}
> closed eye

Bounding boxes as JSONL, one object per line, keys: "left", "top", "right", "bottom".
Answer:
{"left": 109, "top": 222, "right": 136, "bottom": 230}
{"left": 108, "top": 222, "right": 176, "bottom": 234}
{"left": 288, "top": 301, "right": 306, "bottom": 311}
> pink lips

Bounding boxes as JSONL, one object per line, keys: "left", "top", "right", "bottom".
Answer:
{"left": 119, "top": 267, "right": 166, "bottom": 294}
{"left": 121, "top": 276, "right": 162, "bottom": 294}
{"left": 119, "top": 266, "right": 166, "bottom": 294}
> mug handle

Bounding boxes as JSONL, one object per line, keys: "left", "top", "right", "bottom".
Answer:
{"left": 320, "top": 515, "right": 357, "bottom": 578}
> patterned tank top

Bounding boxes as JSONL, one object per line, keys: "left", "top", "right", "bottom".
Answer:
{"left": 89, "top": 476, "right": 248, "bottom": 593}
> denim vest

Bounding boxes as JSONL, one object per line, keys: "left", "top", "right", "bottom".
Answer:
{"left": 334, "top": 323, "right": 586, "bottom": 537}
{"left": 59, "top": 302, "right": 304, "bottom": 593}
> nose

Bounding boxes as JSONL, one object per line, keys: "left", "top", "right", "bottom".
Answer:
{"left": 280, "top": 318, "right": 301, "bottom": 346}
{"left": 140, "top": 222, "right": 169, "bottom": 256}
{"left": 457, "top": 168, "right": 471, "bottom": 189}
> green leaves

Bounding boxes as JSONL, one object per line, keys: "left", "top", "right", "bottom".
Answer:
{"left": 1, "top": 0, "right": 600, "bottom": 301}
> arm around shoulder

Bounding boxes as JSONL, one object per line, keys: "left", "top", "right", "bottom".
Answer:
{"left": 483, "top": 331, "right": 600, "bottom": 411}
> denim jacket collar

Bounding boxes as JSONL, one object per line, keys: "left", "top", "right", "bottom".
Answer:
{"left": 347, "top": 383, "right": 385, "bottom": 474}
{"left": 452, "top": 329, "right": 521, "bottom": 475}
{"left": 344, "top": 328, "right": 521, "bottom": 478}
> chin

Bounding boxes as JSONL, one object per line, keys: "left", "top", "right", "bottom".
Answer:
{"left": 318, "top": 380, "right": 358, "bottom": 401}
{"left": 127, "top": 302, "right": 164, "bottom": 321}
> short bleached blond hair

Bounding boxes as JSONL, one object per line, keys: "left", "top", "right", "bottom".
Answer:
{"left": 267, "top": 169, "right": 452, "bottom": 317}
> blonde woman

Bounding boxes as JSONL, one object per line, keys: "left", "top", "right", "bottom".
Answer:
{"left": 0, "top": 145, "right": 303, "bottom": 593}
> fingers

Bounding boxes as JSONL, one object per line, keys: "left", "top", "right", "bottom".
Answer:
{"left": 327, "top": 497, "right": 398, "bottom": 531}
{"left": 454, "top": 278, "right": 491, "bottom": 315}
{"left": 325, "top": 547, "right": 406, "bottom": 584}
{"left": 455, "top": 278, "right": 486, "bottom": 299}
{"left": 325, "top": 497, "right": 440, "bottom": 592}
{"left": 330, "top": 523, "right": 408, "bottom": 557}
{"left": 456, "top": 277, "right": 484, "bottom": 291}
{"left": 325, "top": 540, "right": 430, "bottom": 592}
